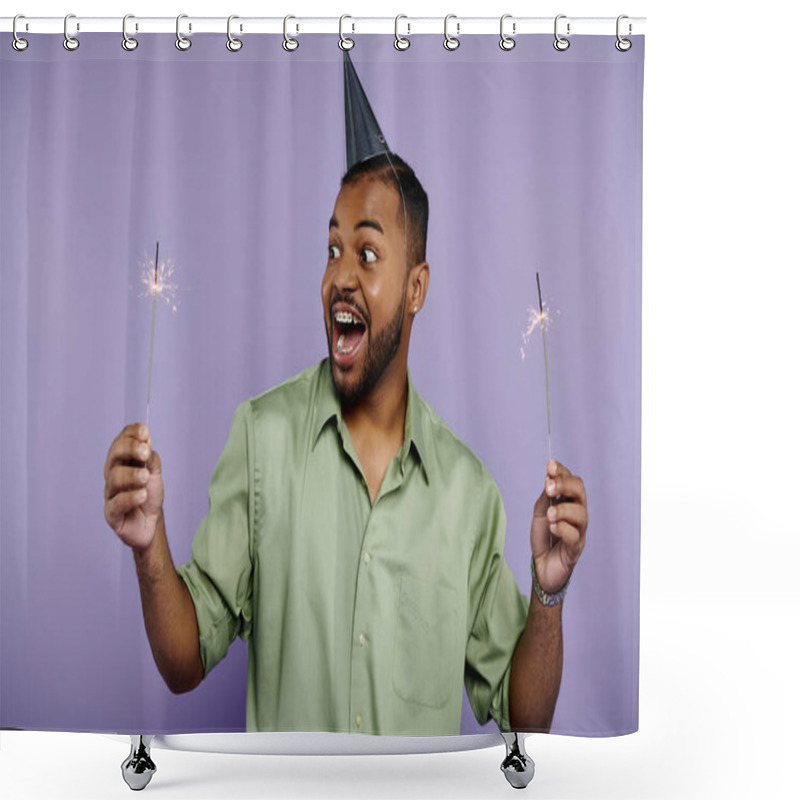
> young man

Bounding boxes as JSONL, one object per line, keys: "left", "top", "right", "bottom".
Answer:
{"left": 103, "top": 152, "right": 588, "bottom": 735}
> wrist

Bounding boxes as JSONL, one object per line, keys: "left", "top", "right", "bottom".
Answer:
{"left": 133, "top": 510, "right": 164, "bottom": 562}
{"left": 530, "top": 556, "right": 570, "bottom": 607}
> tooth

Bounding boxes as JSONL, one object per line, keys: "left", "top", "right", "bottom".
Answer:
{"left": 337, "top": 333, "right": 353, "bottom": 355}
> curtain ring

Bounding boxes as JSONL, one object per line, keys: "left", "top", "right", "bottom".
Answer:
{"left": 122, "top": 14, "right": 138, "bottom": 51}
{"left": 339, "top": 15, "right": 354, "bottom": 50}
{"left": 615, "top": 15, "right": 632, "bottom": 52}
{"left": 283, "top": 15, "right": 299, "bottom": 51}
{"left": 63, "top": 13, "right": 80, "bottom": 51}
{"left": 12, "top": 15, "right": 29, "bottom": 52}
{"left": 499, "top": 14, "right": 516, "bottom": 51}
{"left": 553, "top": 14, "right": 570, "bottom": 51}
{"left": 175, "top": 14, "right": 191, "bottom": 51}
{"left": 443, "top": 14, "right": 460, "bottom": 51}
{"left": 394, "top": 15, "right": 410, "bottom": 51}
{"left": 227, "top": 15, "right": 243, "bottom": 52}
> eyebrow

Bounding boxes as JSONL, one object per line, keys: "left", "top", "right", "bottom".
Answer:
{"left": 328, "top": 217, "right": 384, "bottom": 235}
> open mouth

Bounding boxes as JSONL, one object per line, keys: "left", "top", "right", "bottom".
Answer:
{"left": 332, "top": 306, "right": 367, "bottom": 364}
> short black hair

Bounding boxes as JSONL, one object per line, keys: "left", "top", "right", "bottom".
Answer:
{"left": 341, "top": 153, "right": 428, "bottom": 270}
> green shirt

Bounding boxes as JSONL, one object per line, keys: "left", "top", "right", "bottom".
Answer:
{"left": 176, "top": 359, "right": 529, "bottom": 735}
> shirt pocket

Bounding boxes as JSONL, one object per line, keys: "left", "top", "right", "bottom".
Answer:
{"left": 392, "top": 574, "right": 460, "bottom": 709}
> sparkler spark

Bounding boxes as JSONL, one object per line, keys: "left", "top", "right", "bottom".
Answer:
{"left": 139, "top": 251, "right": 179, "bottom": 313}
{"left": 520, "top": 290, "right": 558, "bottom": 361}
{"left": 520, "top": 304, "right": 552, "bottom": 360}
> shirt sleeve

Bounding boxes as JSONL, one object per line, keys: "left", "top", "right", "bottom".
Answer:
{"left": 175, "top": 401, "right": 254, "bottom": 678}
{"left": 464, "top": 475, "right": 529, "bottom": 731}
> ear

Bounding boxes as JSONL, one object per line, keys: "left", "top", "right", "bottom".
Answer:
{"left": 407, "top": 261, "right": 429, "bottom": 316}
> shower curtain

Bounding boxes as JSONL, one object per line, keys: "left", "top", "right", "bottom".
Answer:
{"left": 1, "top": 30, "right": 643, "bottom": 737}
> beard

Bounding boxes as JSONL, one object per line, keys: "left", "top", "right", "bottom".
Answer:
{"left": 327, "top": 279, "right": 407, "bottom": 408}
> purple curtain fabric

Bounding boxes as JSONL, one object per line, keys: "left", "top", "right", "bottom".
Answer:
{"left": 1, "top": 33, "right": 644, "bottom": 735}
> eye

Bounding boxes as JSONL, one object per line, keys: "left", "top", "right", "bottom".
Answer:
{"left": 329, "top": 244, "right": 341, "bottom": 260}
{"left": 361, "top": 247, "right": 377, "bottom": 264}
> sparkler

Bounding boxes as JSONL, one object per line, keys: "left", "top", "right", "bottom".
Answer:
{"left": 536, "top": 272, "right": 553, "bottom": 463}
{"left": 520, "top": 272, "right": 555, "bottom": 462}
{"left": 145, "top": 242, "right": 158, "bottom": 431}
{"left": 139, "top": 242, "right": 179, "bottom": 431}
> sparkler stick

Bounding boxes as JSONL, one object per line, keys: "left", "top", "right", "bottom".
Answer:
{"left": 145, "top": 241, "right": 158, "bottom": 431}
{"left": 536, "top": 271, "right": 553, "bottom": 462}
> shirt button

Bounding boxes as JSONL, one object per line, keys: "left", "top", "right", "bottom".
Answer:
{"left": 362, "top": 552, "right": 371, "bottom": 565}
{"left": 358, "top": 633, "right": 366, "bottom": 647}
{"left": 355, "top": 714, "right": 362, "bottom": 729}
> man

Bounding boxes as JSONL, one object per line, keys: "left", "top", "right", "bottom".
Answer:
{"left": 103, "top": 151, "right": 588, "bottom": 736}
{"left": 104, "top": 53, "right": 588, "bottom": 735}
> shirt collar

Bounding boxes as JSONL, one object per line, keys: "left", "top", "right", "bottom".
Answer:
{"left": 312, "top": 358, "right": 429, "bottom": 481}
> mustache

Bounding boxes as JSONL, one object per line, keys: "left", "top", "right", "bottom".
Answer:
{"left": 329, "top": 292, "right": 370, "bottom": 328}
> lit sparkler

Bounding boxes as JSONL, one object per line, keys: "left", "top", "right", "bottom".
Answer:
{"left": 520, "top": 272, "right": 556, "bottom": 462}
{"left": 139, "top": 242, "right": 179, "bottom": 431}
{"left": 139, "top": 245, "right": 179, "bottom": 312}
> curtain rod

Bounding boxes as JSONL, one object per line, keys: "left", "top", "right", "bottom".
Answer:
{"left": 1, "top": 16, "right": 645, "bottom": 36}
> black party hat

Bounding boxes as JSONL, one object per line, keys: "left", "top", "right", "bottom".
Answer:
{"left": 343, "top": 50, "right": 390, "bottom": 169}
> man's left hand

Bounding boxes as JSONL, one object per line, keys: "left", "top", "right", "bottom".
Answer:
{"left": 530, "top": 460, "right": 588, "bottom": 594}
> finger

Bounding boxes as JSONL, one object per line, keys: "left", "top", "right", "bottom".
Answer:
{"left": 547, "top": 459, "right": 572, "bottom": 480}
{"left": 546, "top": 473, "right": 587, "bottom": 506}
{"left": 103, "top": 424, "right": 150, "bottom": 479}
{"left": 121, "top": 422, "right": 149, "bottom": 441}
{"left": 105, "top": 465, "right": 150, "bottom": 500}
{"left": 146, "top": 447, "right": 162, "bottom": 475}
{"left": 548, "top": 520, "right": 583, "bottom": 557}
{"left": 547, "top": 500, "right": 588, "bottom": 535}
{"left": 104, "top": 434, "right": 152, "bottom": 480}
{"left": 533, "top": 484, "right": 551, "bottom": 516}
{"left": 104, "top": 429, "right": 144, "bottom": 478}
{"left": 543, "top": 460, "right": 569, "bottom": 494}
{"left": 105, "top": 488, "right": 147, "bottom": 530}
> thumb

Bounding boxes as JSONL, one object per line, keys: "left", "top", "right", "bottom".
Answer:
{"left": 146, "top": 445, "right": 162, "bottom": 475}
{"left": 533, "top": 471, "right": 550, "bottom": 516}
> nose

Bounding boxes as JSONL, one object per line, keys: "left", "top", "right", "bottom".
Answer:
{"left": 331, "top": 250, "right": 359, "bottom": 293}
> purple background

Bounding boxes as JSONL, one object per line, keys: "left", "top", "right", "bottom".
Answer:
{"left": 1, "top": 33, "right": 643, "bottom": 736}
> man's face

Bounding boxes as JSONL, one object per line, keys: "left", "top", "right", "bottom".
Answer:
{"left": 322, "top": 177, "right": 408, "bottom": 407}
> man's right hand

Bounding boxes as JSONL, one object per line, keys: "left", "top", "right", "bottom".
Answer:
{"left": 104, "top": 424, "right": 164, "bottom": 550}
